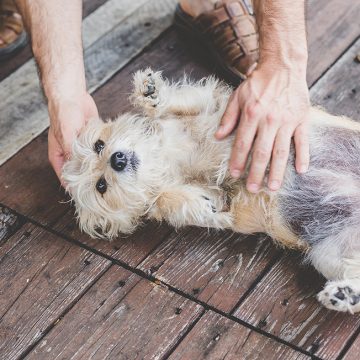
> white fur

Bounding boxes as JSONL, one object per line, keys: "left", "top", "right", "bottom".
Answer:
{"left": 63, "top": 68, "right": 360, "bottom": 313}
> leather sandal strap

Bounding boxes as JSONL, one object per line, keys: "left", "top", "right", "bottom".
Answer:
{"left": 194, "top": 0, "right": 259, "bottom": 74}
{"left": 0, "top": 0, "right": 24, "bottom": 46}
{"left": 0, "top": 0, "right": 20, "bottom": 13}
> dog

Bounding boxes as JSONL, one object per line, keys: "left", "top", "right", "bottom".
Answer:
{"left": 63, "top": 68, "right": 360, "bottom": 314}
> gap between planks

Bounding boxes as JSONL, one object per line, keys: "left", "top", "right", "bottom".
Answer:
{"left": 0, "top": 0, "right": 176, "bottom": 166}
{"left": 0, "top": 201, "right": 318, "bottom": 359}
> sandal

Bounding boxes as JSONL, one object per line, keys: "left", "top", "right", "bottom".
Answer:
{"left": 0, "top": 0, "right": 27, "bottom": 61}
{"left": 174, "top": 1, "right": 259, "bottom": 84}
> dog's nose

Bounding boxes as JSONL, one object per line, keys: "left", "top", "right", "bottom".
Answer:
{"left": 110, "top": 152, "right": 127, "bottom": 171}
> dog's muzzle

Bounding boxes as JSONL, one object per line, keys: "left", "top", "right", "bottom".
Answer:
{"left": 111, "top": 152, "right": 127, "bottom": 171}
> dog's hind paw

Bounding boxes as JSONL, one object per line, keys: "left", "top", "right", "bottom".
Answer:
{"left": 131, "top": 68, "right": 165, "bottom": 111}
{"left": 317, "top": 279, "right": 360, "bottom": 313}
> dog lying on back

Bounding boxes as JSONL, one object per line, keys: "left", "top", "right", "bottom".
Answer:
{"left": 63, "top": 68, "right": 360, "bottom": 313}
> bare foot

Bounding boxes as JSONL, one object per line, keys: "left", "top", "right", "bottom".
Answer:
{"left": 179, "top": 0, "right": 216, "bottom": 17}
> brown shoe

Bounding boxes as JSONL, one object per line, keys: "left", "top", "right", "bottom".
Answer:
{"left": 0, "top": 0, "right": 27, "bottom": 61}
{"left": 174, "top": 1, "right": 259, "bottom": 84}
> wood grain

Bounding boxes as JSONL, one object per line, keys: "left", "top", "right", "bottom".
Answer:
{"left": 343, "top": 334, "right": 360, "bottom": 360}
{"left": 0, "top": 0, "right": 176, "bottom": 166}
{"left": 55, "top": 210, "right": 173, "bottom": 267}
{"left": 233, "top": 254, "right": 360, "bottom": 359}
{"left": 170, "top": 311, "right": 310, "bottom": 360}
{"left": 0, "top": 131, "right": 68, "bottom": 226}
{"left": 139, "top": 227, "right": 279, "bottom": 313}
{"left": 0, "top": 206, "right": 22, "bottom": 245}
{"left": 0, "top": 131, "right": 172, "bottom": 266}
{"left": 306, "top": 0, "right": 360, "bottom": 86}
{"left": 0, "top": 223, "right": 110, "bottom": 359}
{"left": 27, "top": 266, "right": 203, "bottom": 360}
{"left": 0, "top": 0, "right": 108, "bottom": 82}
{"left": 311, "top": 37, "right": 360, "bottom": 120}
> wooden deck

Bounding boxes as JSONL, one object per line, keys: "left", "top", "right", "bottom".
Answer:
{"left": 1, "top": 0, "right": 360, "bottom": 359}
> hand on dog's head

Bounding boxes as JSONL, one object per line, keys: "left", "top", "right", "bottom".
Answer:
{"left": 62, "top": 115, "right": 158, "bottom": 239}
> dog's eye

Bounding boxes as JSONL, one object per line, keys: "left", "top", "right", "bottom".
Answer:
{"left": 94, "top": 140, "right": 105, "bottom": 154}
{"left": 96, "top": 177, "right": 107, "bottom": 194}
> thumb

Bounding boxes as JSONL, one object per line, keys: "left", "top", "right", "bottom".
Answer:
{"left": 215, "top": 91, "right": 241, "bottom": 140}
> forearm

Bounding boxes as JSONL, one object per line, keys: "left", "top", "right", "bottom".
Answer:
{"left": 15, "top": 0, "right": 85, "bottom": 102}
{"left": 253, "top": 0, "right": 308, "bottom": 75}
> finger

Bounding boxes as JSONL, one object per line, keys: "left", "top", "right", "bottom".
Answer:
{"left": 48, "top": 130, "right": 66, "bottom": 187}
{"left": 268, "top": 127, "right": 293, "bottom": 191}
{"left": 294, "top": 122, "right": 309, "bottom": 173}
{"left": 229, "top": 106, "right": 259, "bottom": 177}
{"left": 246, "top": 121, "right": 279, "bottom": 193}
{"left": 215, "top": 91, "right": 241, "bottom": 139}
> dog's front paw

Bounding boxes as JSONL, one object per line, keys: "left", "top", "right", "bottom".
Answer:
{"left": 317, "top": 279, "right": 360, "bottom": 313}
{"left": 131, "top": 68, "right": 164, "bottom": 111}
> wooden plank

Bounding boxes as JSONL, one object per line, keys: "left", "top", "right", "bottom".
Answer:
{"left": 311, "top": 37, "right": 360, "bottom": 120}
{"left": 170, "top": 311, "right": 310, "bottom": 360}
{"left": 306, "top": 0, "right": 360, "bottom": 86}
{"left": 0, "top": 130, "right": 171, "bottom": 265}
{"left": 0, "top": 206, "right": 22, "bottom": 245}
{"left": 343, "top": 335, "right": 360, "bottom": 360}
{"left": 0, "top": 223, "right": 110, "bottom": 359}
{"left": 0, "top": 131, "right": 68, "bottom": 226}
{"left": 139, "top": 228, "right": 278, "bottom": 313}
{"left": 55, "top": 210, "right": 173, "bottom": 267}
{"left": 0, "top": 0, "right": 176, "bottom": 166}
{"left": 233, "top": 254, "right": 360, "bottom": 360}
{"left": 27, "top": 265, "right": 203, "bottom": 359}
{"left": 0, "top": 29, "right": 207, "bottom": 225}
{"left": 0, "top": 0, "right": 108, "bottom": 82}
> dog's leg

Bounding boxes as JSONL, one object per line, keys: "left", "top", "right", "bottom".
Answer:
{"left": 148, "top": 184, "right": 232, "bottom": 229}
{"left": 131, "top": 68, "right": 231, "bottom": 117}
{"left": 317, "top": 278, "right": 360, "bottom": 313}
{"left": 309, "top": 229, "right": 360, "bottom": 313}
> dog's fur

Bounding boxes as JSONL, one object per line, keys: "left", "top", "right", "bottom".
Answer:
{"left": 63, "top": 69, "right": 360, "bottom": 313}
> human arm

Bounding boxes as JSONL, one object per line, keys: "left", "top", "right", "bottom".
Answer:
{"left": 216, "top": 0, "right": 310, "bottom": 193}
{"left": 15, "top": 0, "right": 98, "bottom": 184}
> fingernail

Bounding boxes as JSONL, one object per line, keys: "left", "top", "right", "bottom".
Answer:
{"left": 231, "top": 169, "right": 241, "bottom": 178}
{"left": 298, "top": 164, "right": 308, "bottom": 173}
{"left": 247, "top": 183, "right": 259, "bottom": 193}
{"left": 216, "top": 126, "right": 224, "bottom": 134}
{"left": 269, "top": 180, "right": 280, "bottom": 191}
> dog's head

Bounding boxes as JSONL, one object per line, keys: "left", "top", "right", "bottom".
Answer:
{"left": 62, "top": 115, "right": 157, "bottom": 239}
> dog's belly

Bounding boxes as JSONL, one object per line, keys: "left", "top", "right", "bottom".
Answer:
{"left": 278, "top": 124, "right": 360, "bottom": 246}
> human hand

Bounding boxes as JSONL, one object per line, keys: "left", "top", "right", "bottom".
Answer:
{"left": 216, "top": 64, "right": 310, "bottom": 193}
{"left": 48, "top": 92, "right": 99, "bottom": 186}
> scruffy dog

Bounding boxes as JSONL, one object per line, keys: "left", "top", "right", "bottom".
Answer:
{"left": 63, "top": 68, "right": 360, "bottom": 314}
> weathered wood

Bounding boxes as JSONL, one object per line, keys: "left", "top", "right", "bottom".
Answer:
{"left": 0, "top": 0, "right": 108, "bottom": 82}
{"left": 0, "top": 223, "right": 110, "bottom": 359}
{"left": 0, "top": 131, "right": 68, "bottom": 226}
{"left": 27, "top": 265, "right": 203, "bottom": 359}
{"left": 311, "top": 37, "right": 360, "bottom": 120}
{"left": 170, "top": 311, "right": 310, "bottom": 360}
{"left": 0, "top": 131, "right": 172, "bottom": 265}
{"left": 139, "top": 228, "right": 279, "bottom": 313}
{"left": 0, "top": 206, "right": 21, "bottom": 245}
{"left": 0, "top": 0, "right": 176, "bottom": 166}
{"left": 343, "top": 334, "right": 360, "bottom": 360}
{"left": 233, "top": 254, "right": 360, "bottom": 360}
{"left": 306, "top": 0, "right": 360, "bottom": 86}
{"left": 55, "top": 210, "right": 173, "bottom": 267}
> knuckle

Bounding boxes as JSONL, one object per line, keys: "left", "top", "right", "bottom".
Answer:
{"left": 233, "top": 139, "right": 249, "bottom": 153}
{"left": 254, "top": 148, "right": 269, "bottom": 162}
{"left": 274, "top": 147, "right": 288, "bottom": 160}
{"left": 245, "top": 103, "right": 260, "bottom": 120}
{"left": 265, "top": 112, "right": 277, "bottom": 127}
